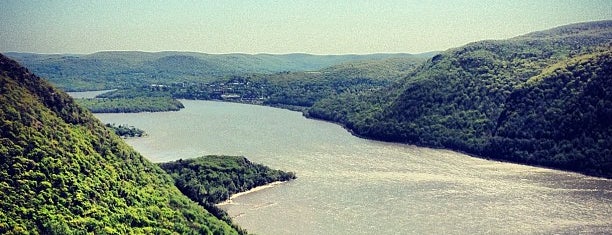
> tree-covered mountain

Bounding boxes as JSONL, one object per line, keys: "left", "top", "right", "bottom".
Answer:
{"left": 256, "top": 56, "right": 428, "bottom": 107}
{"left": 490, "top": 51, "right": 612, "bottom": 176}
{"left": 4, "top": 51, "right": 432, "bottom": 91}
{"left": 0, "top": 54, "right": 238, "bottom": 234}
{"left": 307, "top": 20, "right": 612, "bottom": 177}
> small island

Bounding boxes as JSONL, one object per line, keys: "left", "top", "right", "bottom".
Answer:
{"left": 105, "top": 123, "right": 146, "bottom": 137}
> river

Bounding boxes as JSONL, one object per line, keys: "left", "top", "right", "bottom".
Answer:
{"left": 88, "top": 99, "right": 610, "bottom": 234}
{"left": 66, "top": 89, "right": 115, "bottom": 98}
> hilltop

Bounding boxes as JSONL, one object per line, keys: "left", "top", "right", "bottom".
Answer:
{"left": 4, "top": 51, "right": 432, "bottom": 91}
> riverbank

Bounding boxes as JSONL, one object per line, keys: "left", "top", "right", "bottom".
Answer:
{"left": 95, "top": 99, "right": 612, "bottom": 234}
{"left": 93, "top": 96, "right": 610, "bottom": 179}
{"left": 217, "top": 181, "right": 286, "bottom": 206}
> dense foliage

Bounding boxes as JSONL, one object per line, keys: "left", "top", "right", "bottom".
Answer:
{"left": 489, "top": 52, "right": 612, "bottom": 176}
{"left": 76, "top": 97, "right": 184, "bottom": 113}
{"left": 159, "top": 155, "right": 296, "bottom": 204}
{"left": 14, "top": 53, "right": 427, "bottom": 114}
{"left": 307, "top": 21, "right": 612, "bottom": 177}
{"left": 159, "top": 155, "right": 296, "bottom": 233}
{"left": 84, "top": 56, "right": 426, "bottom": 113}
{"left": 0, "top": 54, "right": 237, "bottom": 234}
{"left": 105, "top": 123, "right": 146, "bottom": 137}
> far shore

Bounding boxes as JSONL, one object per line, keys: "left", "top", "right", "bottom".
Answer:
{"left": 217, "top": 181, "right": 286, "bottom": 206}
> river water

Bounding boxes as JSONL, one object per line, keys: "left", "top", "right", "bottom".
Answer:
{"left": 66, "top": 89, "right": 115, "bottom": 98}
{"left": 91, "top": 99, "right": 610, "bottom": 234}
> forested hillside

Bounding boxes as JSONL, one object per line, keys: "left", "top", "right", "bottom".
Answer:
{"left": 5, "top": 51, "right": 430, "bottom": 91}
{"left": 308, "top": 20, "right": 612, "bottom": 177}
{"left": 490, "top": 52, "right": 612, "bottom": 176}
{"left": 0, "top": 54, "right": 237, "bottom": 234}
{"left": 83, "top": 56, "right": 427, "bottom": 113}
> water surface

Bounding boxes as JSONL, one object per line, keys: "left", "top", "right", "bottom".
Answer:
{"left": 94, "top": 100, "right": 611, "bottom": 234}
{"left": 67, "top": 89, "right": 115, "bottom": 98}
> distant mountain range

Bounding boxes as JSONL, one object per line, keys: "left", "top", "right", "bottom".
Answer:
{"left": 4, "top": 51, "right": 436, "bottom": 91}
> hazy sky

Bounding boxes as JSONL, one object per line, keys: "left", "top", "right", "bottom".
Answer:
{"left": 1, "top": 0, "right": 610, "bottom": 54}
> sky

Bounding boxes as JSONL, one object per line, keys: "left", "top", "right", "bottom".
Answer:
{"left": 1, "top": 0, "right": 610, "bottom": 55}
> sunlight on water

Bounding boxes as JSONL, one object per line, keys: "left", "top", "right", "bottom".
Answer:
{"left": 95, "top": 100, "right": 612, "bottom": 234}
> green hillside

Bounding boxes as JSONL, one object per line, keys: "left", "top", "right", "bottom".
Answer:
{"left": 0, "top": 54, "right": 237, "bottom": 234}
{"left": 88, "top": 56, "right": 427, "bottom": 113}
{"left": 56, "top": 54, "right": 426, "bottom": 114}
{"left": 307, "top": 20, "right": 612, "bottom": 177}
{"left": 490, "top": 51, "right": 612, "bottom": 176}
{"left": 4, "top": 51, "right": 430, "bottom": 91}
{"left": 258, "top": 57, "right": 427, "bottom": 107}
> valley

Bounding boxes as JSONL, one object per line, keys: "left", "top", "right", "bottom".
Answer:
{"left": 94, "top": 99, "right": 612, "bottom": 234}
{"left": 1, "top": 19, "right": 611, "bottom": 234}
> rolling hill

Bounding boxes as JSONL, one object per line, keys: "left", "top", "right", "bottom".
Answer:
{"left": 4, "top": 51, "right": 432, "bottom": 91}
{"left": 307, "top": 20, "right": 612, "bottom": 177}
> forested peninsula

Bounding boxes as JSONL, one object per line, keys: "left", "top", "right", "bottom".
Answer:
{"left": 159, "top": 155, "right": 296, "bottom": 233}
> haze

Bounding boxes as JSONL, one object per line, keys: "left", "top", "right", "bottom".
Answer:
{"left": 1, "top": 0, "right": 610, "bottom": 54}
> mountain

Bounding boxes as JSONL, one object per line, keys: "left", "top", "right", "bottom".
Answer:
{"left": 4, "top": 51, "right": 432, "bottom": 91}
{"left": 490, "top": 51, "right": 612, "bottom": 176}
{"left": 307, "top": 20, "right": 612, "bottom": 177}
{"left": 0, "top": 54, "right": 237, "bottom": 233}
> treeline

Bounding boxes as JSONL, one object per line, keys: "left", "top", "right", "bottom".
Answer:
{"left": 159, "top": 155, "right": 296, "bottom": 233}
{"left": 6, "top": 51, "right": 427, "bottom": 92}
{"left": 76, "top": 97, "right": 184, "bottom": 113}
{"left": 307, "top": 21, "right": 612, "bottom": 177}
{"left": 89, "top": 56, "right": 426, "bottom": 110}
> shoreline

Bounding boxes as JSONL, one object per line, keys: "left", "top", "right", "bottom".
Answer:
{"left": 217, "top": 181, "right": 286, "bottom": 206}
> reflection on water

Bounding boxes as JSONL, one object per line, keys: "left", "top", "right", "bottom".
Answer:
{"left": 95, "top": 100, "right": 611, "bottom": 234}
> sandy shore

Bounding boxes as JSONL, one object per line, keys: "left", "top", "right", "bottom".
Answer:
{"left": 217, "top": 181, "right": 285, "bottom": 206}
